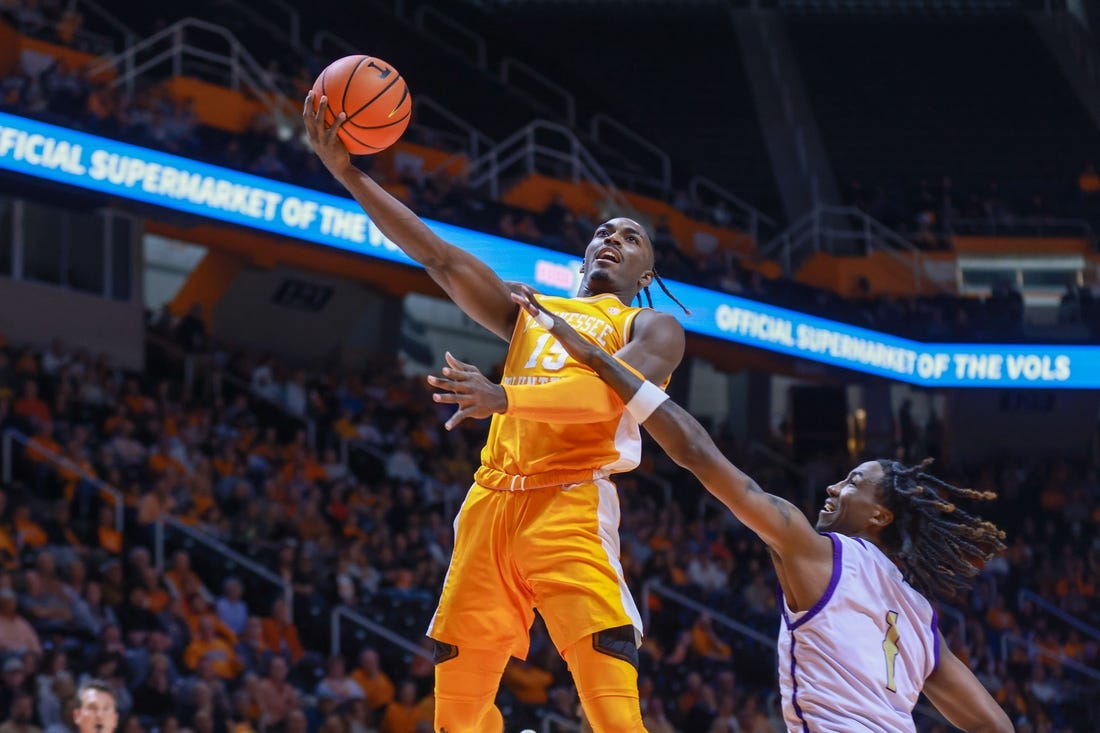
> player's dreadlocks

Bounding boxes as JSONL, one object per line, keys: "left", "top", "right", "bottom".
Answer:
{"left": 876, "top": 458, "right": 1006, "bottom": 600}
{"left": 635, "top": 270, "right": 692, "bottom": 315}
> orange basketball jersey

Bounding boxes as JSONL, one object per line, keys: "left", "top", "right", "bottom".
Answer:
{"left": 474, "top": 294, "right": 652, "bottom": 491}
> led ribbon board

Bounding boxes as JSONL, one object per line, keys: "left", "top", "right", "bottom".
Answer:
{"left": 1, "top": 111, "right": 1095, "bottom": 389}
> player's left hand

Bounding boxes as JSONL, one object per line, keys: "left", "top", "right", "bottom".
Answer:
{"left": 427, "top": 351, "right": 508, "bottom": 430}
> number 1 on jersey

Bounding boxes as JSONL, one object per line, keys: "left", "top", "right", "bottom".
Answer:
{"left": 882, "top": 610, "right": 900, "bottom": 693}
{"left": 523, "top": 333, "right": 568, "bottom": 372}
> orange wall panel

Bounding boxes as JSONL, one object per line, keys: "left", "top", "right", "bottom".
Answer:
{"left": 798, "top": 251, "right": 957, "bottom": 297}
{"left": 19, "top": 36, "right": 113, "bottom": 80}
{"left": 160, "top": 77, "right": 268, "bottom": 132}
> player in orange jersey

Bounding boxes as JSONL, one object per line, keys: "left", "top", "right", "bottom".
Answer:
{"left": 306, "top": 92, "right": 685, "bottom": 733}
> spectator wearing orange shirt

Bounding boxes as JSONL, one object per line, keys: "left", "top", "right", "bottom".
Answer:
{"left": 350, "top": 648, "right": 394, "bottom": 714}
{"left": 261, "top": 597, "right": 304, "bottom": 664}
{"left": 985, "top": 593, "right": 1017, "bottom": 633}
{"left": 184, "top": 616, "right": 243, "bottom": 679}
{"left": 501, "top": 657, "right": 555, "bottom": 706}
{"left": 136, "top": 477, "right": 176, "bottom": 528}
{"left": 12, "top": 505, "right": 46, "bottom": 549}
{"left": 379, "top": 680, "right": 432, "bottom": 733}
{"left": 690, "top": 613, "right": 732, "bottom": 662}
{"left": 13, "top": 381, "right": 50, "bottom": 427}
{"left": 163, "top": 551, "right": 209, "bottom": 600}
{"left": 255, "top": 656, "right": 300, "bottom": 730}
{"left": 96, "top": 506, "right": 122, "bottom": 556}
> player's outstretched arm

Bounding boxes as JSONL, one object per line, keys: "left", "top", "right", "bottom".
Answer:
{"left": 511, "top": 291, "right": 826, "bottom": 558}
{"left": 303, "top": 92, "right": 517, "bottom": 341}
{"left": 922, "top": 633, "right": 1013, "bottom": 733}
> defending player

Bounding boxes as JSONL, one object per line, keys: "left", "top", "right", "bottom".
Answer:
{"left": 464, "top": 290, "right": 1012, "bottom": 733}
{"left": 304, "top": 92, "right": 685, "bottom": 733}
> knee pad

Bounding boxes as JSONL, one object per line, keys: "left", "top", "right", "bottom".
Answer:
{"left": 563, "top": 629, "right": 644, "bottom": 733}
{"left": 592, "top": 624, "right": 639, "bottom": 670}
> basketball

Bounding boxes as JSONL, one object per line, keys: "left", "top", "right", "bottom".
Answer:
{"left": 310, "top": 54, "right": 412, "bottom": 155}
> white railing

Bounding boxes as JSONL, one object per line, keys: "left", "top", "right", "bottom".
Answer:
{"left": 541, "top": 714, "right": 581, "bottom": 733}
{"left": 936, "top": 604, "right": 968, "bottom": 647}
{"left": 590, "top": 113, "right": 671, "bottom": 196}
{"left": 501, "top": 57, "right": 577, "bottom": 127}
{"left": 690, "top": 176, "right": 777, "bottom": 244}
{"left": 218, "top": 0, "right": 302, "bottom": 51}
{"left": 1019, "top": 588, "right": 1100, "bottom": 645}
{"left": 414, "top": 6, "right": 487, "bottom": 70}
{"left": 312, "top": 29, "right": 357, "bottom": 58}
{"left": 761, "top": 205, "right": 954, "bottom": 292}
{"left": 330, "top": 605, "right": 433, "bottom": 660}
{"left": 411, "top": 95, "right": 497, "bottom": 161}
{"left": 1001, "top": 632, "right": 1100, "bottom": 683}
{"left": 467, "top": 120, "right": 630, "bottom": 213}
{"left": 155, "top": 514, "right": 293, "bottom": 619}
{"left": 85, "top": 18, "right": 291, "bottom": 129}
{"left": 146, "top": 333, "right": 317, "bottom": 449}
{"left": 3, "top": 428, "right": 124, "bottom": 533}
{"left": 641, "top": 580, "right": 775, "bottom": 648}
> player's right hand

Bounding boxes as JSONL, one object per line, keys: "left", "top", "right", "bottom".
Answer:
{"left": 509, "top": 288, "right": 599, "bottom": 367}
{"left": 302, "top": 91, "right": 352, "bottom": 178}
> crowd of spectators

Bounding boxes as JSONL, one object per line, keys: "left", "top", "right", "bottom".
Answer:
{"left": 4, "top": 6, "right": 1099, "bottom": 343}
{"left": 0, "top": 312, "right": 1093, "bottom": 731}
{"left": 843, "top": 171, "right": 1100, "bottom": 252}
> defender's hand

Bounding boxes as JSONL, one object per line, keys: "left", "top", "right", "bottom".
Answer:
{"left": 428, "top": 352, "right": 508, "bottom": 430}
{"left": 302, "top": 91, "right": 353, "bottom": 179}
{"left": 509, "top": 288, "right": 599, "bottom": 367}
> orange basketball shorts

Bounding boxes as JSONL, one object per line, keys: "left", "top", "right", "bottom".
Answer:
{"left": 427, "top": 478, "right": 642, "bottom": 660}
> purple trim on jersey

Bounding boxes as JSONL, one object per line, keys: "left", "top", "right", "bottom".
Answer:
{"left": 788, "top": 533, "right": 843, "bottom": 630}
{"left": 788, "top": 628, "right": 810, "bottom": 733}
{"left": 931, "top": 607, "right": 941, "bottom": 671}
{"left": 854, "top": 536, "right": 867, "bottom": 548}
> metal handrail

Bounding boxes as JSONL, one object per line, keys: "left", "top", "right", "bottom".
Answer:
{"left": 412, "top": 95, "right": 496, "bottom": 161}
{"left": 2, "top": 428, "right": 123, "bottom": 533}
{"left": 214, "top": 0, "right": 302, "bottom": 54}
{"left": 1001, "top": 632, "right": 1100, "bottom": 682}
{"left": 312, "top": 30, "right": 357, "bottom": 57}
{"left": 76, "top": 0, "right": 138, "bottom": 42}
{"left": 589, "top": 113, "right": 671, "bottom": 194}
{"left": 1019, "top": 588, "right": 1100, "bottom": 644}
{"left": 146, "top": 333, "right": 317, "bottom": 449}
{"left": 690, "top": 175, "right": 777, "bottom": 243}
{"left": 155, "top": 515, "right": 293, "bottom": 618}
{"left": 330, "top": 605, "right": 433, "bottom": 660}
{"left": 641, "top": 579, "right": 775, "bottom": 648}
{"left": 85, "top": 18, "right": 290, "bottom": 126}
{"left": 540, "top": 714, "right": 581, "bottom": 733}
{"left": 936, "top": 603, "right": 968, "bottom": 647}
{"left": 467, "top": 119, "right": 630, "bottom": 213}
{"left": 761, "top": 205, "right": 952, "bottom": 292}
{"left": 414, "top": 6, "right": 487, "bottom": 69}
{"left": 500, "top": 57, "right": 577, "bottom": 126}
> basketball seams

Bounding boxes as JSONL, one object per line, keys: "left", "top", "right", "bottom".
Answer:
{"left": 312, "top": 54, "right": 412, "bottom": 154}
{"left": 342, "top": 56, "right": 371, "bottom": 116}
{"left": 345, "top": 74, "right": 404, "bottom": 122}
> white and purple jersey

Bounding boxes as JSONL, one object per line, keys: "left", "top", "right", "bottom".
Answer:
{"left": 777, "top": 533, "right": 940, "bottom": 733}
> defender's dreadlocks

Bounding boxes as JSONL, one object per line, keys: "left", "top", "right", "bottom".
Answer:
{"left": 635, "top": 270, "right": 692, "bottom": 315}
{"left": 876, "top": 458, "right": 1006, "bottom": 600}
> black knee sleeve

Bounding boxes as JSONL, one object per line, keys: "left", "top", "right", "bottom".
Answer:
{"left": 432, "top": 639, "right": 459, "bottom": 664}
{"left": 592, "top": 624, "right": 638, "bottom": 670}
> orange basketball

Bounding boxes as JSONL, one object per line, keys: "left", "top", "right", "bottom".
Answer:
{"left": 310, "top": 55, "right": 412, "bottom": 155}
